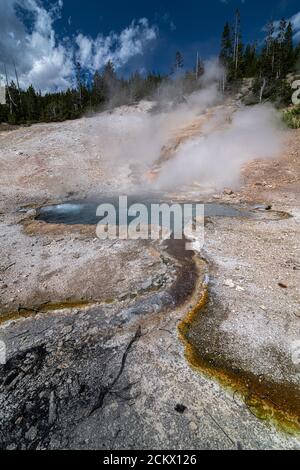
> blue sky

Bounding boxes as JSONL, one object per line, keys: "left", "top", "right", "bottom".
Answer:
{"left": 0, "top": 0, "right": 299, "bottom": 91}
{"left": 56, "top": 0, "right": 300, "bottom": 71}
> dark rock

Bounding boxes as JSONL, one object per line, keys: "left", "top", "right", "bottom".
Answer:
{"left": 175, "top": 403, "right": 187, "bottom": 414}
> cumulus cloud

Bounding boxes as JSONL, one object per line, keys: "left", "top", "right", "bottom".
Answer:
{"left": 272, "top": 11, "right": 300, "bottom": 42}
{"left": 0, "top": 0, "right": 74, "bottom": 91}
{"left": 289, "top": 11, "right": 300, "bottom": 41}
{"left": 75, "top": 19, "right": 157, "bottom": 72}
{"left": 0, "top": 1, "right": 158, "bottom": 92}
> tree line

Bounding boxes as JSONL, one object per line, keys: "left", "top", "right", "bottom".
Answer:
{"left": 0, "top": 55, "right": 205, "bottom": 125}
{"left": 1, "top": 10, "right": 299, "bottom": 125}
{"left": 220, "top": 10, "right": 300, "bottom": 104}
{"left": 0, "top": 63, "right": 161, "bottom": 124}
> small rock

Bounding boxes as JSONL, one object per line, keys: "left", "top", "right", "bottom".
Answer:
{"left": 236, "top": 286, "right": 244, "bottom": 291}
{"left": 224, "top": 279, "right": 235, "bottom": 288}
{"left": 224, "top": 188, "right": 234, "bottom": 195}
{"left": 62, "top": 325, "right": 73, "bottom": 334}
{"left": 25, "top": 426, "right": 38, "bottom": 441}
{"left": 25, "top": 402, "right": 34, "bottom": 412}
{"left": 23, "top": 209, "right": 36, "bottom": 219}
{"left": 175, "top": 403, "right": 187, "bottom": 414}
{"left": 6, "top": 443, "right": 17, "bottom": 450}
{"left": 278, "top": 282, "right": 287, "bottom": 289}
{"left": 141, "top": 279, "right": 153, "bottom": 290}
{"left": 189, "top": 421, "right": 198, "bottom": 431}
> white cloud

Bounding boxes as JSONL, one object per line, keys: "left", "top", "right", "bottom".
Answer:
{"left": 75, "top": 19, "right": 157, "bottom": 72}
{"left": 0, "top": 1, "right": 158, "bottom": 92}
{"left": 272, "top": 11, "right": 300, "bottom": 42}
{"left": 0, "top": 0, "right": 74, "bottom": 92}
{"left": 289, "top": 11, "right": 300, "bottom": 41}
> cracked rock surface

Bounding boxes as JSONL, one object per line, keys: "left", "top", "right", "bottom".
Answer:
{"left": 0, "top": 104, "right": 299, "bottom": 449}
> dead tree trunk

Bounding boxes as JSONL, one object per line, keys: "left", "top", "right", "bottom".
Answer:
{"left": 4, "top": 65, "right": 17, "bottom": 114}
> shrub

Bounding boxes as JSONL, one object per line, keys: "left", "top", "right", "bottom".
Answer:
{"left": 282, "top": 106, "right": 300, "bottom": 128}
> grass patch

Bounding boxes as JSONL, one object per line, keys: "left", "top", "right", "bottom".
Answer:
{"left": 283, "top": 106, "right": 300, "bottom": 128}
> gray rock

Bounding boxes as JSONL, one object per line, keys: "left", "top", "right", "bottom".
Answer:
{"left": 25, "top": 426, "right": 38, "bottom": 441}
{"left": 48, "top": 390, "right": 56, "bottom": 425}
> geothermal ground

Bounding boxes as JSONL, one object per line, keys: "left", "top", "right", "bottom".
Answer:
{"left": 0, "top": 102, "right": 299, "bottom": 449}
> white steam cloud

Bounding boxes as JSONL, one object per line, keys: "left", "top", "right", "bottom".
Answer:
{"left": 87, "top": 60, "right": 283, "bottom": 194}
{"left": 155, "top": 104, "right": 283, "bottom": 191}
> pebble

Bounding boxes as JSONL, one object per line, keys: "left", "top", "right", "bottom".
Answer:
{"left": 141, "top": 279, "right": 153, "bottom": 290}
{"left": 6, "top": 443, "right": 17, "bottom": 450}
{"left": 224, "top": 188, "right": 234, "bottom": 195}
{"left": 189, "top": 421, "right": 198, "bottom": 432}
{"left": 224, "top": 279, "right": 235, "bottom": 288}
{"left": 62, "top": 325, "right": 73, "bottom": 334}
{"left": 25, "top": 426, "right": 38, "bottom": 441}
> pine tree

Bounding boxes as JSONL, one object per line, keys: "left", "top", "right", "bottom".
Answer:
{"left": 102, "top": 60, "right": 118, "bottom": 102}
{"left": 196, "top": 53, "right": 205, "bottom": 79}
{"left": 220, "top": 22, "right": 233, "bottom": 69}
{"left": 220, "top": 12, "right": 244, "bottom": 81}
{"left": 276, "top": 18, "right": 288, "bottom": 78}
{"left": 174, "top": 51, "right": 184, "bottom": 73}
{"left": 295, "top": 42, "right": 300, "bottom": 72}
{"left": 24, "top": 85, "right": 39, "bottom": 122}
{"left": 103, "top": 60, "right": 116, "bottom": 83}
{"left": 233, "top": 9, "right": 242, "bottom": 78}
{"left": 284, "top": 22, "right": 294, "bottom": 74}
{"left": 75, "top": 61, "right": 88, "bottom": 108}
{"left": 265, "top": 20, "right": 276, "bottom": 77}
{"left": 128, "top": 71, "right": 145, "bottom": 101}
{"left": 244, "top": 44, "right": 257, "bottom": 77}
{"left": 91, "top": 71, "right": 105, "bottom": 106}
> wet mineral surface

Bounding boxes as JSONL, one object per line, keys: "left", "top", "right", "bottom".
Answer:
{"left": 0, "top": 103, "right": 299, "bottom": 449}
